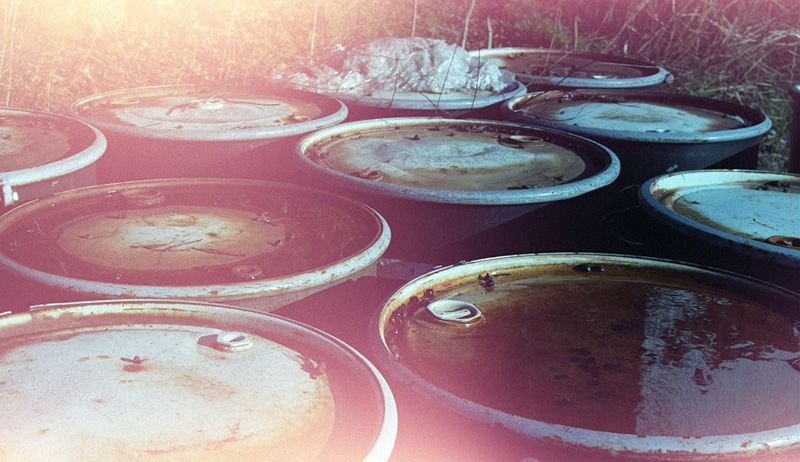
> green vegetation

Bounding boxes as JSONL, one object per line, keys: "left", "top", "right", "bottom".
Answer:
{"left": 1, "top": 0, "right": 798, "bottom": 170}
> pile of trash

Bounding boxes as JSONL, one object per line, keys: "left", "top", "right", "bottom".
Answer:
{"left": 279, "top": 37, "right": 516, "bottom": 99}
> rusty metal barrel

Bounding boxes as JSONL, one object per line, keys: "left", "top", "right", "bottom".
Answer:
{"left": 0, "top": 178, "right": 389, "bottom": 312}
{"left": 69, "top": 84, "right": 347, "bottom": 183}
{"left": 369, "top": 253, "right": 800, "bottom": 462}
{"left": 0, "top": 299, "right": 397, "bottom": 462}
{"left": 295, "top": 117, "right": 619, "bottom": 264}
{"left": 639, "top": 169, "right": 800, "bottom": 293}
{"left": 504, "top": 90, "right": 772, "bottom": 193}
{"left": 0, "top": 107, "right": 106, "bottom": 209}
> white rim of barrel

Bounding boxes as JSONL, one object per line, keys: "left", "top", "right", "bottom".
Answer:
{"left": 469, "top": 47, "right": 671, "bottom": 89}
{"left": 0, "top": 108, "right": 106, "bottom": 207}
{"left": 0, "top": 299, "right": 398, "bottom": 462}
{"left": 68, "top": 84, "right": 349, "bottom": 142}
{"left": 369, "top": 253, "right": 800, "bottom": 460}
{"left": 0, "top": 178, "right": 391, "bottom": 303}
{"left": 296, "top": 117, "right": 621, "bottom": 205}
{"left": 639, "top": 169, "right": 800, "bottom": 268}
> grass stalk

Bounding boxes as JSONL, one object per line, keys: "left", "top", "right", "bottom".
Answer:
{"left": 461, "top": 0, "right": 476, "bottom": 49}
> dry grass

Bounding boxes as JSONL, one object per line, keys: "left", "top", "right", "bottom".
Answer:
{"left": 0, "top": 0, "right": 797, "bottom": 170}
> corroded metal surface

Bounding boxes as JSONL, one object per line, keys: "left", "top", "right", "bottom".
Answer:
{"left": 0, "top": 178, "right": 390, "bottom": 306}
{"left": 298, "top": 117, "right": 619, "bottom": 205}
{"left": 0, "top": 300, "right": 397, "bottom": 462}
{"left": 369, "top": 253, "right": 800, "bottom": 461}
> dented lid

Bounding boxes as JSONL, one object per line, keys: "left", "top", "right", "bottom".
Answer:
{"left": 640, "top": 170, "right": 800, "bottom": 267}
{"left": 0, "top": 178, "right": 389, "bottom": 302}
{"left": 69, "top": 84, "right": 347, "bottom": 141}
{"left": 470, "top": 48, "right": 670, "bottom": 88}
{"left": 297, "top": 118, "right": 619, "bottom": 205}
{"left": 0, "top": 300, "right": 397, "bottom": 462}
{"left": 0, "top": 108, "right": 106, "bottom": 203}
{"left": 506, "top": 90, "right": 772, "bottom": 143}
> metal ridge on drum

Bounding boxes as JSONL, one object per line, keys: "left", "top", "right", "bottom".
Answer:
{"left": 640, "top": 169, "right": 800, "bottom": 268}
{"left": 0, "top": 107, "right": 106, "bottom": 208}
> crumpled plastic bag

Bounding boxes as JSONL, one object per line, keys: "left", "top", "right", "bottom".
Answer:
{"left": 280, "top": 37, "right": 516, "bottom": 98}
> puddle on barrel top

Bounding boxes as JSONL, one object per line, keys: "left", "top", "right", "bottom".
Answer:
{"left": 387, "top": 276, "right": 800, "bottom": 437}
{"left": 0, "top": 184, "right": 379, "bottom": 285}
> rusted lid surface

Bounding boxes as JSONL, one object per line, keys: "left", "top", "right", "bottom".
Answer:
{"left": 0, "top": 179, "right": 389, "bottom": 301}
{"left": 506, "top": 90, "right": 772, "bottom": 143}
{"left": 0, "top": 300, "right": 397, "bottom": 462}
{"left": 298, "top": 118, "right": 619, "bottom": 205}
{"left": 641, "top": 170, "right": 800, "bottom": 266}
{"left": 69, "top": 84, "right": 347, "bottom": 141}
{"left": 471, "top": 48, "right": 669, "bottom": 88}
{"left": 373, "top": 253, "right": 800, "bottom": 459}
{"left": 0, "top": 108, "right": 105, "bottom": 188}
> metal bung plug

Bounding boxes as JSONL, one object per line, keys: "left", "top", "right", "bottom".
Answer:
{"left": 196, "top": 98, "right": 225, "bottom": 110}
{"left": 120, "top": 188, "right": 165, "bottom": 206}
{"left": 214, "top": 332, "right": 253, "bottom": 352}
{"left": 766, "top": 235, "right": 800, "bottom": 249}
{"left": 426, "top": 299, "right": 483, "bottom": 325}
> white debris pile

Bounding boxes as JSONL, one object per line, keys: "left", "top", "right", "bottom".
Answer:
{"left": 280, "top": 37, "right": 516, "bottom": 98}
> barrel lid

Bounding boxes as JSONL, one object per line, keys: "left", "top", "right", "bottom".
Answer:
{"left": 69, "top": 84, "right": 347, "bottom": 141}
{"left": 0, "top": 300, "right": 397, "bottom": 462}
{"left": 0, "top": 108, "right": 106, "bottom": 203}
{"left": 506, "top": 90, "right": 772, "bottom": 143}
{"left": 470, "top": 48, "right": 670, "bottom": 88}
{"left": 0, "top": 178, "right": 389, "bottom": 302}
{"left": 640, "top": 170, "right": 800, "bottom": 267}
{"left": 372, "top": 253, "right": 800, "bottom": 459}
{"left": 297, "top": 117, "right": 620, "bottom": 205}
